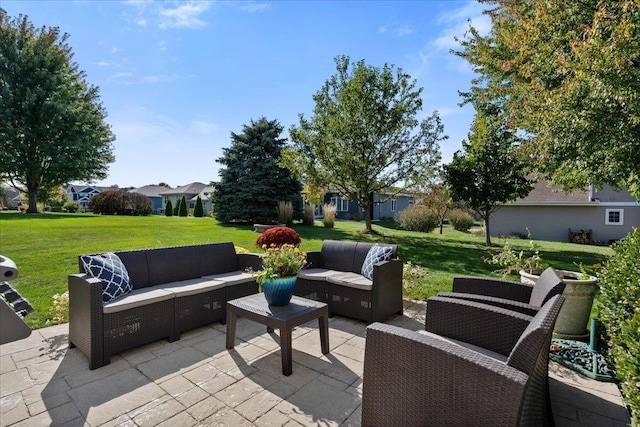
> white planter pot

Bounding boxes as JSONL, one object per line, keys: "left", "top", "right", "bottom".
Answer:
{"left": 520, "top": 269, "right": 598, "bottom": 341}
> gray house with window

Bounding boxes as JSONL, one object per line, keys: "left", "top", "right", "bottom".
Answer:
{"left": 491, "top": 181, "right": 639, "bottom": 244}
{"left": 318, "top": 192, "right": 415, "bottom": 221}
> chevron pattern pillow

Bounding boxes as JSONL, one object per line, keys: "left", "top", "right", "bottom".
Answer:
{"left": 361, "top": 245, "right": 394, "bottom": 280}
{"left": 81, "top": 252, "right": 133, "bottom": 304}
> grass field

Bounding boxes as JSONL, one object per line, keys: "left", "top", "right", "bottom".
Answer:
{"left": 0, "top": 211, "right": 613, "bottom": 329}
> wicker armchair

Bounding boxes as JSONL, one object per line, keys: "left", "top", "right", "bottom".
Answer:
{"left": 437, "top": 266, "right": 565, "bottom": 316}
{"left": 362, "top": 295, "right": 564, "bottom": 426}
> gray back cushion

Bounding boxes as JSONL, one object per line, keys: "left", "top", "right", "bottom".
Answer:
{"left": 321, "top": 240, "right": 357, "bottom": 271}
{"left": 529, "top": 267, "right": 565, "bottom": 307}
{"left": 195, "top": 242, "right": 238, "bottom": 276}
{"left": 146, "top": 246, "right": 199, "bottom": 286}
{"left": 115, "top": 250, "right": 150, "bottom": 289}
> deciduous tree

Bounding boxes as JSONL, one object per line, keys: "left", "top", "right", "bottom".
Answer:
{"left": 287, "top": 55, "right": 444, "bottom": 232}
{"left": 0, "top": 13, "right": 115, "bottom": 212}
{"left": 456, "top": 0, "right": 640, "bottom": 196}
{"left": 442, "top": 108, "right": 533, "bottom": 246}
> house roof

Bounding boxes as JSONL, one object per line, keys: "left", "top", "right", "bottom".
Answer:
{"left": 189, "top": 186, "right": 215, "bottom": 202}
{"left": 130, "top": 185, "right": 168, "bottom": 198}
{"left": 511, "top": 180, "right": 592, "bottom": 205}
{"left": 159, "top": 182, "right": 208, "bottom": 196}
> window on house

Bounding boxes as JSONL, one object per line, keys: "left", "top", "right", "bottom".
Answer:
{"left": 605, "top": 209, "right": 624, "bottom": 225}
{"left": 390, "top": 199, "right": 397, "bottom": 212}
{"left": 331, "top": 196, "right": 349, "bottom": 212}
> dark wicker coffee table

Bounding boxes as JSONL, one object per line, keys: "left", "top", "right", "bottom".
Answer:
{"left": 225, "top": 293, "right": 330, "bottom": 376}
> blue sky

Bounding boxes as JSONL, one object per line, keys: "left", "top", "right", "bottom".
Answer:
{"left": 2, "top": 1, "right": 490, "bottom": 188}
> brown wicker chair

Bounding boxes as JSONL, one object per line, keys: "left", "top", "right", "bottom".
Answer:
{"left": 437, "top": 266, "right": 565, "bottom": 316}
{"left": 362, "top": 295, "right": 564, "bottom": 426}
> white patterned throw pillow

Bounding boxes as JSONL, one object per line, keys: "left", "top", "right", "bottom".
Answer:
{"left": 81, "top": 252, "right": 133, "bottom": 304}
{"left": 361, "top": 245, "right": 394, "bottom": 280}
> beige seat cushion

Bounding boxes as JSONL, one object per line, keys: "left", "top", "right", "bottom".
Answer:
{"left": 162, "top": 278, "right": 226, "bottom": 297}
{"left": 417, "top": 330, "right": 508, "bottom": 363}
{"left": 202, "top": 271, "right": 255, "bottom": 286}
{"left": 103, "top": 287, "right": 174, "bottom": 314}
{"left": 298, "top": 268, "right": 341, "bottom": 281}
{"left": 326, "top": 272, "right": 373, "bottom": 291}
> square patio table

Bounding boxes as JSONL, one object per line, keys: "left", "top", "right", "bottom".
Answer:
{"left": 225, "top": 293, "right": 329, "bottom": 376}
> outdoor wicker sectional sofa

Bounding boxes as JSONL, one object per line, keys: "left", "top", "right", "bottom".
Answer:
{"left": 295, "top": 240, "right": 403, "bottom": 323}
{"left": 362, "top": 294, "right": 565, "bottom": 426}
{"left": 68, "top": 242, "right": 261, "bottom": 369}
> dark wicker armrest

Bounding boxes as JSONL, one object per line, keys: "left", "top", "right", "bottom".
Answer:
{"left": 68, "top": 273, "right": 105, "bottom": 368}
{"left": 237, "top": 253, "right": 262, "bottom": 272}
{"left": 425, "top": 296, "right": 532, "bottom": 356}
{"left": 363, "top": 322, "right": 528, "bottom": 426}
{"left": 451, "top": 275, "right": 534, "bottom": 303}
{"left": 437, "top": 292, "right": 540, "bottom": 316}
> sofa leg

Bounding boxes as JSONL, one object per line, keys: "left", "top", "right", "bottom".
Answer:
{"left": 168, "top": 333, "right": 179, "bottom": 343}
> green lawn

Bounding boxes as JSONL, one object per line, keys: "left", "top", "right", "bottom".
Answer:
{"left": 0, "top": 211, "right": 613, "bottom": 329}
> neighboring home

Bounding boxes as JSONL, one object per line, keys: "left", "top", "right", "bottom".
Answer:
{"left": 317, "top": 191, "right": 415, "bottom": 221}
{"left": 159, "top": 182, "right": 214, "bottom": 215}
{"left": 491, "top": 180, "right": 639, "bottom": 244}
{"left": 129, "top": 185, "right": 167, "bottom": 214}
{"left": 1, "top": 183, "right": 23, "bottom": 209}
{"left": 66, "top": 185, "right": 125, "bottom": 211}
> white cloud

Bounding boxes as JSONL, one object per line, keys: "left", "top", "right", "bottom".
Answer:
{"left": 432, "top": 1, "right": 490, "bottom": 52}
{"left": 378, "top": 26, "right": 388, "bottom": 33}
{"left": 159, "top": 1, "right": 211, "bottom": 29}
{"left": 112, "top": 72, "right": 134, "bottom": 78}
{"left": 241, "top": 3, "right": 272, "bottom": 13}
{"left": 393, "top": 24, "right": 413, "bottom": 37}
{"left": 191, "top": 120, "right": 220, "bottom": 135}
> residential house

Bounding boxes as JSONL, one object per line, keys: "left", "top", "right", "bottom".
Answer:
{"left": 1, "top": 184, "right": 23, "bottom": 209}
{"left": 158, "top": 182, "right": 214, "bottom": 215}
{"left": 318, "top": 192, "right": 415, "bottom": 221}
{"left": 491, "top": 180, "right": 639, "bottom": 244}
{"left": 66, "top": 185, "right": 125, "bottom": 211}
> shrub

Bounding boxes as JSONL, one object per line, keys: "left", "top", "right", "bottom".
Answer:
{"left": 88, "top": 190, "right": 152, "bottom": 215}
{"left": 277, "top": 201, "right": 293, "bottom": 226}
{"left": 255, "top": 226, "right": 301, "bottom": 247}
{"left": 302, "top": 204, "right": 315, "bottom": 226}
{"left": 323, "top": 203, "right": 336, "bottom": 228}
{"left": 179, "top": 195, "right": 188, "bottom": 217}
{"left": 173, "top": 198, "right": 180, "bottom": 215}
{"left": 194, "top": 196, "right": 204, "bottom": 217}
{"left": 448, "top": 209, "right": 475, "bottom": 232}
{"left": 596, "top": 228, "right": 640, "bottom": 424}
{"left": 62, "top": 200, "right": 81, "bottom": 213}
{"left": 165, "top": 199, "right": 173, "bottom": 216}
{"left": 396, "top": 205, "right": 439, "bottom": 233}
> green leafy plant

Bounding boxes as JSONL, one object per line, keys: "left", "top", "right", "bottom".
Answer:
{"left": 254, "top": 243, "right": 307, "bottom": 286}
{"left": 596, "top": 228, "right": 640, "bottom": 424}
{"left": 484, "top": 228, "right": 547, "bottom": 276}
{"left": 395, "top": 205, "right": 439, "bottom": 233}
{"left": 448, "top": 209, "right": 475, "bottom": 232}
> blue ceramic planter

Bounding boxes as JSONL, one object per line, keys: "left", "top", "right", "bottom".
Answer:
{"left": 262, "top": 276, "right": 297, "bottom": 306}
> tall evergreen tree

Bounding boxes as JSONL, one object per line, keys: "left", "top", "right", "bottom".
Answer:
{"left": 173, "top": 197, "right": 180, "bottom": 216}
{"left": 178, "top": 195, "right": 188, "bottom": 217}
{"left": 212, "top": 117, "right": 303, "bottom": 223}
{"left": 193, "top": 195, "right": 204, "bottom": 217}
{"left": 165, "top": 199, "right": 173, "bottom": 217}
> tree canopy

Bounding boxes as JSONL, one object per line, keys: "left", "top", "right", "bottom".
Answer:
{"left": 442, "top": 108, "right": 533, "bottom": 246}
{"left": 455, "top": 0, "right": 640, "bottom": 196}
{"left": 212, "top": 117, "right": 303, "bottom": 223}
{"left": 287, "top": 55, "right": 444, "bottom": 232}
{"left": 0, "top": 12, "right": 115, "bottom": 212}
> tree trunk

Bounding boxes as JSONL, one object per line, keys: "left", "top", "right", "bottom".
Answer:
{"left": 484, "top": 208, "right": 492, "bottom": 246}
{"left": 27, "top": 188, "right": 39, "bottom": 213}
{"left": 364, "top": 201, "right": 373, "bottom": 232}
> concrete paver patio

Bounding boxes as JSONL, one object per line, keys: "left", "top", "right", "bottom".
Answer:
{"left": 0, "top": 299, "right": 631, "bottom": 426}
